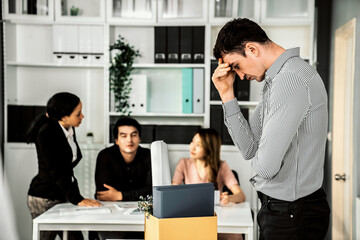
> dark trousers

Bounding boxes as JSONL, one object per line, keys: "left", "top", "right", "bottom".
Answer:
{"left": 257, "top": 188, "right": 330, "bottom": 240}
{"left": 27, "top": 195, "right": 84, "bottom": 240}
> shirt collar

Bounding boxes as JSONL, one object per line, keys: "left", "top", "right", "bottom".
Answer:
{"left": 265, "top": 47, "right": 300, "bottom": 82}
{"left": 58, "top": 122, "right": 74, "bottom": 138}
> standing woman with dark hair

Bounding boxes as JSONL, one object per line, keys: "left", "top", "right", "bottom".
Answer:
{"left": 27, "top": 92, "right": 101, "bottom": 240}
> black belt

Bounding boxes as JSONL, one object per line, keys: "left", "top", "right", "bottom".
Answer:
{"left": 257, "top": 188, "right": 326, "bottom": 204}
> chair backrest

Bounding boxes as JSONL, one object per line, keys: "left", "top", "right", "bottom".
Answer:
{"left": 150, "top": 140, "right": 172, "bottom": 186}
{"left": 222, "top": 170, "right": 240, "bottom": 194}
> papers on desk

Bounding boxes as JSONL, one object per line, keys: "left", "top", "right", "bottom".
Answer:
{"left": 60, "top": 207, "right": 111, "bottom": 216}
{"left": 113, "top": 203, "right": 142, "bottom": 215}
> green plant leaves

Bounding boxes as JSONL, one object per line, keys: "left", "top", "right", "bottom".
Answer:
{"left": 109, "top": 35, "right": 141, "bottom": 115}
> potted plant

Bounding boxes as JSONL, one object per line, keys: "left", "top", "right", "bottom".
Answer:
{"left": 137, "top": 195, "right": 153, "bottom": 217}
{"left": 109, "top": 36, "right": 141, "bottom": 115}
{"left": 70, "top": 6, "right": 80, "bottom": 16}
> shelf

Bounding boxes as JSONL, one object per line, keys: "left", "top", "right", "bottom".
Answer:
{"left": 133, "top": 63, "right": 206, "bottom": 68}
{"left": 109, "top": 112, "right": 205, "bottom": 117}
{"left": 7, "top": 61, "right": 104, "bottom": 68}
{"left": 5, "top": 142, "right": 105, "bottom": 149}
{"left": 4, "top": 18, "right": 54, "bottom": 25}
{"left": 209, "top": 101, "right": 259, "bottom": 107}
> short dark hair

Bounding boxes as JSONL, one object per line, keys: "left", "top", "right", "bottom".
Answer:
{"left": 213, "top": 18, "right": 270, "bottom": 59}
{"left": 112, "top": 117, "right": 142, "bottom": 140}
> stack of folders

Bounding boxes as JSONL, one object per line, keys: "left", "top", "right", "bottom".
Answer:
{"left": 154, "top": 26, "right": 205, "bottom": 64}
{"left": 182, "top": 68, "right": 204, "bottom": 114}
{"left": 109, "top": 74, "right": 147, "bottom": 113}
{"left": 153, "top": 183, "right": 214, "bottom": 219}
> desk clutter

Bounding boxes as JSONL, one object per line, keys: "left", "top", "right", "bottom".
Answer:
{"left": 59, "top": 206, "right": 111, "bottom": 216}
{"left": 145, "top": 183, "right": 217, "bottom": 240}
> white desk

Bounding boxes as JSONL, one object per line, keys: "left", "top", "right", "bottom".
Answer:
{"left": 33, "top": 201, "right": 253, "bottom": 240}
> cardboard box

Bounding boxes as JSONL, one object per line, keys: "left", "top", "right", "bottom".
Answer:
{"left": 145, "top": 213, "right": 217, "bottom": 240}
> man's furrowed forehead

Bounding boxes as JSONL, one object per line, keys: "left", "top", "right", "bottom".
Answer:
{"left": 118, "top": 125, "right": 138, "bottom": 135}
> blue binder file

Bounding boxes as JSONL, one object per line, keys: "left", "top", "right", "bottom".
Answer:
{"left": 153, "top": 183, "right": 214, "bottom": 219}
{"left": 182, "top": 68, "right": 193, "bottom": 113}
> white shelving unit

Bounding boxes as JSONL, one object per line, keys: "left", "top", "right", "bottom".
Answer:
{"left": 2, "top": 0, "right": 316, "bottom": 239}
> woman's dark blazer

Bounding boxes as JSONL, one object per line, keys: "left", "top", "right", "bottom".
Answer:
{"left": 28, "top": 120, "right": 84, "bottom": 205}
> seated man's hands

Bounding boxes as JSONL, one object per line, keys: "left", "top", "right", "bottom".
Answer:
{"left": 96, "top": 184, "right": 123, "bottom": 201}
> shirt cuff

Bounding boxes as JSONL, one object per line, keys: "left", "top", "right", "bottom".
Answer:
{"left": 121, "top": 191, "right": 131, "bottom": 201}
{"left": 223, "top": 98, "right": 241, "bottom": 118}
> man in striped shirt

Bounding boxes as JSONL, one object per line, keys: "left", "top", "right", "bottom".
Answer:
{"left": 212, "top": 18, "right": 330, "bottom": 240}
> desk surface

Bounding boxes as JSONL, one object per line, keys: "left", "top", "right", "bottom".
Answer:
{"left": 33, "top": 201, "right": 253, "bottom": 239}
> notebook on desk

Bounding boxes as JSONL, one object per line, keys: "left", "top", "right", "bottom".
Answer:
{"left": 153, "top": 183, "right": 214, "bottom": 219}
{"left": 113, "top": 203, "right": 142, "bottom": 215}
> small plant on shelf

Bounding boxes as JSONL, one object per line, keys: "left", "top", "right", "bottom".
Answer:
{"left": 70, "top": 6, "right": 80, "bottom": 16}
{"left": 137, "top": 195, "right": 153, "bottom": 217}
{"left": 109, "top": 35, "right": 141, "bottom": 115}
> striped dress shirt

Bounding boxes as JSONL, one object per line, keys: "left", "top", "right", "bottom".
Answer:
{"left": 223, "top": 48, "right": 328, "bottom": 201}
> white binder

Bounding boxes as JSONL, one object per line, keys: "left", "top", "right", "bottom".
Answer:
{"left": 129, "top": 74, "right": 147, "bottom": 114}
{"left": 52, "top": 25, "right": 66, "bottom": 63}
{"left": 65, "top": 25, "right": 79, "bottom": 63}
{"left": 91, "top": 26, "right": 104, "bottom": 64}
{"left": 78, "top": 25, "right": 92, "bottom": 64}
{"left": 65, "top": 25, "right": 78, "bottom": 53}
{"left": 193, "top": 68, "right": 204, "bottom": 113}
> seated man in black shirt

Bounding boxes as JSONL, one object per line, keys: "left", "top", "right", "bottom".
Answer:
{"left": 93, "top": 117, "right": 152, "bottom": 239}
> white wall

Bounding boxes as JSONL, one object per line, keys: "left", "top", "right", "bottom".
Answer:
{"left": 4, "top": 144, "right": 38, "bottom": 240}
{"left": 0, "top": 146, "right": 19, "bottom": 240}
